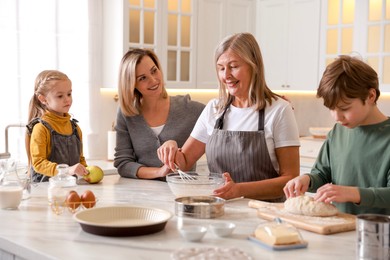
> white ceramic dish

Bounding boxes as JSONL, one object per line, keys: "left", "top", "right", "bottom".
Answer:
{"left": 179, "top": 225, "right": 207, "bottom": 242}
{"left": 73, "top": 205, "right": 172, "bottom": 237}
{"left": 309, "top": 127, "right": 332, "bottom": 138}
{"left": 166, "top": 172, "right": 224, "bottom": 198}
{"left": 209, "top": 222, "right": 236, "bottom": 237}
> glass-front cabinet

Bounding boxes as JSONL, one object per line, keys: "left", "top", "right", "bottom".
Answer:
{"left": 127, "top": 0, "right": 195, "bottom": 88}
{"left": 104, "top": 0, "right": 389, "bottom": 90}
{"left": 128, "top": 0, "right": 158, "bottom": 49}
{"left": 166, "top": 0, "right": 193, "bottom": 84}
{"left": 320, "top": 0, "right": 390, "bottom": 91}
{"left": 102, "top": 0, "right": 255, "bottom": 89}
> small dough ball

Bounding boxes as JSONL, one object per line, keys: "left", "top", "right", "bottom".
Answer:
{"left": 284, "top": 195, "right": 338, "bottom": 217}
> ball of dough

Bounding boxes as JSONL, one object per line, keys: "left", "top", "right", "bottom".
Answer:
{"left": 284, "top": 195, "right": 338, "bottom": 217}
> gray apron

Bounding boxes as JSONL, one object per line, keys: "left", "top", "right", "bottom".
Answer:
{"left": 205, "top": 104, "right": 284, "bottom": 202}
{"left": 28, "top": 118, "right": 82, "bottom": 182}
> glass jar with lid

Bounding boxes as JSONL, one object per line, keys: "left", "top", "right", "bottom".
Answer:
{"left": 48, "top": 164, "right": 77, "bottom": 214}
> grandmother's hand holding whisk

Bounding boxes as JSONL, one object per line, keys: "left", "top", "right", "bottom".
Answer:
{"left": 157, "top": 140, "right": 179, "bottom": 171}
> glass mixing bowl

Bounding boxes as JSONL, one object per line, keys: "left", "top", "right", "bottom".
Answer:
{"left": 166, "top": 172, "right": 224, "bottom": 198}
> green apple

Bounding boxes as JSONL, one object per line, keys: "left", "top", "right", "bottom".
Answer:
{"left": 84, "top": 165, "right": 104, "bottom": 184}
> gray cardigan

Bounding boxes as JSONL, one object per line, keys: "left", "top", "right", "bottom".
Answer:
{"left": 114, "top": 95, "right": 205, "bottom": 179}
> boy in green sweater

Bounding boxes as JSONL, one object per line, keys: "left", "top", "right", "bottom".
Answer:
{"left": 284, "top": 55, "right": 390, "bottom": 215}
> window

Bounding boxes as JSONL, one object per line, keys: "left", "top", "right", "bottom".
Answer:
{"left": 0, "top": 0, "right": 91, "bottom": 161}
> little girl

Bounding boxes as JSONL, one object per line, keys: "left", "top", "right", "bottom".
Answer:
{"left": 26, "top": 70, "right": 88, "bottom": 182}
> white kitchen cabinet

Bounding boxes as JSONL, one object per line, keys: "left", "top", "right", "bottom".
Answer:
{"left": 257, "top": 0, "right": 321, "bottom": 90}
{"left": 102, "top": 0, "right": 197, "bottom": 89}
{"left": 102, "top": 0, "right": 255, "bottom": 89}
{"left": 196, "top": 0, "right": 256, "bottom": 89}
{"left": 299, "top": 137, "right": 325, "bottom": 175}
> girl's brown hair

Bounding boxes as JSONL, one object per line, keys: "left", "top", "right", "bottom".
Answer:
{"left": 118, "top": 48, "right": 167, "bottom": 116}
{"left": 214, "top": 32, "right": 279, "bottom": 112}
{"left": 317, "top": 55, "right": 380, "bottom": 109}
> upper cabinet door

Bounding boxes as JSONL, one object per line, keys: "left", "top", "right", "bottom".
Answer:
{"left": 196, "top": 0, "right": 256, "bottom": 89}
{"left": 103, "top": 0, "right": 256, "bottom": 89}
{"left": 287, "top": 0, "right": 321, "bottom": 90}
{"left": 258, "top": 0, "right": 289, "bottom": 90}
{"left": 164, "top": 0, "right": 196, "bottom": 88}
{"left": 195, "top": 0, "right": 225, "bottom": 89}
{"left": 258, "top": 0, "right": 321, "bottom": 90}
{"left": 103, "top": 0, "right": 197, "bottom": 89}
{"left": 319, "top": 0, "right": 390, "bottom": 91}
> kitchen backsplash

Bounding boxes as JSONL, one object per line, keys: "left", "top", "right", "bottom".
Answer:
{"left": 95, "top": 89, "right": 390, "bottom": 160}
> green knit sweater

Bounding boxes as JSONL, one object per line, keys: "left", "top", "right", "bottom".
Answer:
{"left": 308, "top": 118, "right": 390, "bottom": 215}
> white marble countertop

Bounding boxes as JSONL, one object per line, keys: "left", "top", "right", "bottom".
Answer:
{"left": 0, "top": 174, "right": 357, "bottom": 260}
{"left": 87, "top": 159, "right": 117, "bottom": 175}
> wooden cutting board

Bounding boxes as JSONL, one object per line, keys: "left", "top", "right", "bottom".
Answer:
{"left": 248, "top": 200, "right": 356, "bottom": 235}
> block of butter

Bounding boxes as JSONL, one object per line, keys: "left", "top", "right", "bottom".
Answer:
{"left": 254, "top": 223, "right": 301, "bottom": 245}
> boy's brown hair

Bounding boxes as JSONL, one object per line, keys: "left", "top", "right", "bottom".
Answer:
{"left": 317, "top": 55, "right": 380, "bottom": 109}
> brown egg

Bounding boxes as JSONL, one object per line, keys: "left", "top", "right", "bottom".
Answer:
{"left": 81, "top": 190, "right": 96, "bottom": 208}
{"left": 66, "top": 190, "right": 81, "bottom": 210}
{"left": 68, "top": 190, "right": 78, "bottom": 196}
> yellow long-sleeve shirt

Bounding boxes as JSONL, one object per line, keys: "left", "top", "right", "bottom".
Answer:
{"left": 30, "top": 111, "right": 87, "bottom": 177}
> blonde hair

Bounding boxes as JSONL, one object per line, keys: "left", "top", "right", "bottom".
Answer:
{"left": 26, "top": 70, "right": 70, "bottom": 167}
{"left": 27, "top": 70, "right": 71, "bottom": 123}
{"left": 214, "top": 33, "right": 278, "bottom": 112}
{"left": 118, "top": 48, "right": 167, "bottom": 116}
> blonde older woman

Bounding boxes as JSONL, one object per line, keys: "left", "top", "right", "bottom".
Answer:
{"left": 158, "top": 33, "right": 300, "bottom": 200}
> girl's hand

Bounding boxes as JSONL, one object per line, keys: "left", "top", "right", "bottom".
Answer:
{"left": 157, "top": 140, "right": 178, "bottom": 170}
{"left": 69, "top": 163, "right": 88, "bottom": 177}
{"left": 314, "top": 184, "right": 361, "bottom": 204}
{"left": 213, "top": 172, "right": 241, "bottom": 200}
{"left": 283, "top": 175, "right": 311, "bottom": 198}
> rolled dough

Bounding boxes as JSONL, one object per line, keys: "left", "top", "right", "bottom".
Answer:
{"left": 284, "top": 195, "right": 338, "bottom": 217}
